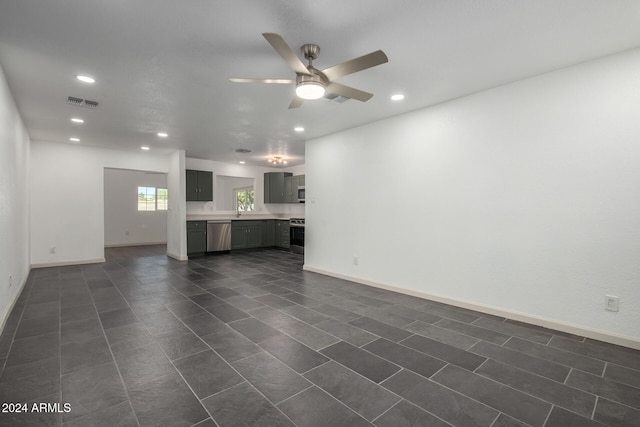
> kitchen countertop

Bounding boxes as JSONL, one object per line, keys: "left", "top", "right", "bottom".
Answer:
{"left": 186, "top": 214, "right": 301, "bottom": 221}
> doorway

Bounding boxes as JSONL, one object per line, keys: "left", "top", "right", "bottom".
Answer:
{"left": 104, "top": 168, "right": 168, "bottom": 252}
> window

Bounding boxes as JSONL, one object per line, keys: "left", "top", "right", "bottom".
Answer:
{"left": 157, "top": 188, "right": 168, "bottom": 210}
{"left": 234, "top": 187, "right": 255, "bottom": 212}
{"left": 138, "top": 187, "right": 168, "bottom": 211}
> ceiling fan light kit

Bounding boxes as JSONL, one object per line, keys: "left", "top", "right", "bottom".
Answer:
{"left": 295, "top": 80, "right": 325, "bottom": 100}
{"left": 230, "top": 33, "right": 388, "bottom": 108}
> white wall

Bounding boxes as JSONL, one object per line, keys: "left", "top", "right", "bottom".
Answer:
{"left": 185, "top": 157, "right": 305, "bottom": 217}
{"left": 30, "top": 142, "right": 185, "bottom": 265}
{"left": 167, "top": 150, "right": 187, "bottom": 260}
{"left": 104, "top": 168, "right": 167, "bottom": 247}
{"left": 305, "top": 48, "right": 640, "bottom": 346}
{"left": 0, "top": 63, "right": 30, "bottom": 333}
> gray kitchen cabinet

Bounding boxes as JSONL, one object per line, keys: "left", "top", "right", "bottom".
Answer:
{"left": 284, "top": 175, "right": 301, "bottom": 203}
{"left": 231, "top": 221, "right": 263, "bottom": 249}
{"left": 186, "top": 169, "right": 213, "bottom": 201}
{"left": 264, "top": 172, "right": 292, "bottom": 203}
{"left": 187, "top": 221, "right": 207, "bottom": 256}
{"left": 262, "top": 220, "right": 275, "bottom": 247}
{"left": 275, "top": 220, "right": 290, "bottom": 249}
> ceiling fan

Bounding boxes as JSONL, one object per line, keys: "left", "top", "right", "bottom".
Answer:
{"left": 229, "top": 33, "right": 388, "bottom": 109}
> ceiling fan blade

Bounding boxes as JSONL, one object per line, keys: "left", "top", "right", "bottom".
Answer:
{"left": 288, "top": 96, "right": 304, "bottom": 109}
{"left": 321, "top": 50, "right": 388, "bottom": 81}
{"left": 262, "top": 33, "right": 311, "bottom": 76}
{"left": 229, "top": 78, "right": 294, "bottom": 84}
{"left": 324, "top": 82, "right": 373, "bottom": 102}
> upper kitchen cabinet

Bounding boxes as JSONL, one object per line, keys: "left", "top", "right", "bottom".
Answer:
{"left": 284, "top": 175, "right": 298, "bottom": 203}
{"left": 264, "top": 172, "right": 292, "bottom": 203}
{"left": 186, "top": 169, "right": 213, "bottom": 201}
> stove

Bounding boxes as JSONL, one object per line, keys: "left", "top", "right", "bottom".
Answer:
{"left": 289, "top": 218, "right": 305, "bottom": 227}
{"left": 289, "top": 218, "right": 305, "bottom": 254}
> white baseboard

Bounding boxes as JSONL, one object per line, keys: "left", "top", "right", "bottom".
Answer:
{"left": 167, "top": 252, "right": 188, "bottom": 261}
{"left": 104, "top": 242, "right": 167, "bottom": 248}
{"left": 303, "top": 265, "right": 640, "bottom": 351}
{"left": 0, "top": 269, "right": 30, "bottom": 337}
{"left": 31, "top": 258, "right": 105, "bottom": 269}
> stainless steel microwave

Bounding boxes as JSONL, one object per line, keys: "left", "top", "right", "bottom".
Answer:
{"left": 297, "top": 186, "right": 305, "bottom": 203}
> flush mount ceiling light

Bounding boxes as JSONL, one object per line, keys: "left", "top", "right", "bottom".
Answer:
{"left": 69, "top": 137, "right": 80, "bottom": 142}
{"left": 239, "top": 161, "right": 246, "bottom": 164}
{"left": 76, "top": 75, "right": 95, "bottom": 84}
{"left": 294, "top": 126, "right": 305, "bottom": 132}
{"left": 391, "top": 94, "right": 405, "bottom": 101}
{"left": 268, "top": 156, "right": 287, "bottom": 165}
{"left": 141, "top": 146, "right": 150, "bottom": 151}
{"left": 70, "top": 117, "right": 84, "bottom": 123}
{"left": 157, "top": 132, "right": 168, "bottom": 138}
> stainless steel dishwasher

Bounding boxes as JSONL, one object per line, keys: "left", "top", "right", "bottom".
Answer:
{"left": 206, "top": 221, "right": 231, "bottom": 252}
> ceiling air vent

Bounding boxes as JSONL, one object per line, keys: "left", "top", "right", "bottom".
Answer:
{"left": 67, "top": 96, "right": 99, "bottom": 109}
{"left": 234, "top": 148, "right": 252, "bottom": 153}
{"left": 325, "top": 93, "right": 350, "bottom": 104}
{"left": 67, "top": 96, "right": 83, "bottom": 106}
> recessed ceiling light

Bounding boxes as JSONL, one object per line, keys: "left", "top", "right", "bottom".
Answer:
{"left": 239, "top": 161, "right": 246, "bottom": 164}
{"left": 141, "top": 146, "right": 150, "bottom": 151}
{"left": 70, "top": 118, "right": 84, "bottom": 123}
{"left": 69, "top": 137, "right": 80, "bottom": 142}
{"left": 294, "top": 127, "right": 304, "bottom": 132}
{"left": 391, "top": 94, "right": 405, "bottom": 101}
{"left": 76, "top": 75, "right": 96, "bottom": 84}
{"left": 157, "top": 132, "right": 168, "bottom": 138}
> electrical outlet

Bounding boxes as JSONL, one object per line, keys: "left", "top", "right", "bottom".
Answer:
{"left": 353, "top": 255, "right": 359, "bottom": 265}
{"left": 50, "top": 246, "right": 56, "bottom": 254}
{"left": 605, "top": 295, "right": 619, "bottom": 312}
{"left": 125, "top": 231, "right": 130, "bottom": 236}
{"left": 8, "top": 274, "right": 12, "bottom": 288}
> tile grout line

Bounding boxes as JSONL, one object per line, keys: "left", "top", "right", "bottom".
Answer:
{"left": 472, "top": 361, "right": 605, "bottom": 422}
{"left": 541, "top": 404, "right": 553, "bottom": 427}
{"left": 58, "top": 271, "right": 63, "bottom": 426}
{"left": 85, "top": 263, "right": 142, "bottom": 427}
{"left": 107, "top": 257, "right": 219, "bottom": 426}
{"left": 156, "top": 266, "right": 312, "bottom": 426}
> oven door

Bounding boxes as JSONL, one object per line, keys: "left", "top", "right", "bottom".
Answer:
{"left": 290, "top": 226, "right": 305, "bottom": 254}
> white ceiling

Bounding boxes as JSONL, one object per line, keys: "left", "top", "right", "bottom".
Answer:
{"left": 1, "top": 1, "right": 639, "bottom": 167}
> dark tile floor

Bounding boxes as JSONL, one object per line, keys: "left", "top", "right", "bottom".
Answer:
{"left": 1, "top": 245, "right": 639, "bottom": 427}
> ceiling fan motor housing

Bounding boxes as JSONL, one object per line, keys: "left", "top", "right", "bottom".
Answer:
{"left": 301, "top": 43, "right": 321, "bottom": 61}
{"left": 296, "top": 69, "right": 327, "bottom": 85}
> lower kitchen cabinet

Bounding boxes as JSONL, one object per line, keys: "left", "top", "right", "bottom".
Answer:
{"left": 231, "top": 221, "right": 263, "bottom": 250}
{"left": 262, "top": 220, "right": 275, "bottom": 247}
{"left": 275, "top": 220, "right": 290, "bottom": 249}
{"left": 187, "top": 221, "right": 207, "bottom": 256}
{"left": 189, "top": 219, "right": 290, "bottom": 253}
